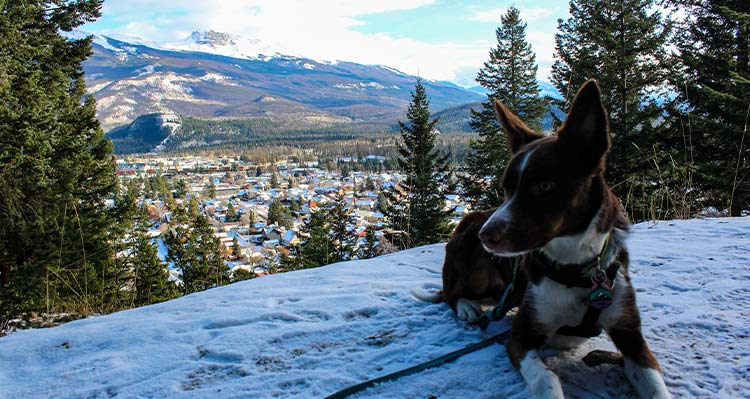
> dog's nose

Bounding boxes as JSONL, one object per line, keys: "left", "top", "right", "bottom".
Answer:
{"left": 479, "top": 220, "right": 508, "bottom": 247}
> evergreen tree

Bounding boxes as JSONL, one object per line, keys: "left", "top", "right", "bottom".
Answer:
{"left": 231, "top": 268, "right": 255, "bottom": 282}
{"left": 104, "top": 181, "right": 141, "bottom": 311}
{"left": 231, "top": 236, "right": 241, "bottom": 259}
{"left": 225, "top": 201, "right": 237, "bottom": 222}
{"left": 0, "top": 0, "right": 121, "bottom": 324}
{"left": 165, "top": 211, "right": 228, "bottom": 294}
{"left": 267, "top": 199, "right": 287, "bottom": 226}
{"left": 279, "top": 245, "right": 304, "bottom": 271}
{"left": 359, "top": 226, "right": 379, "bottom": 259}
{"left": 289, "top": 198, "right": 301, "bottom": 212}
{"left": 297, "top": 210, "right": 333, "bottom": 268}
{"left": 240, "top": 208, "right": 256, "bottom": 226}
{"left": 328, "top": 197, "right": 355, "bottom": 263}
{"left": 132, "top": 214, "right": 176, "bottom": 307}
{"left": 365, "top": 176, "right": 376, "bottom": 191}
{"left": 204, "top": 181, "right": 216, "bottom": 199}
{"left": 186, "top": 197, "right": 200, "bottom": 220}
{"left": 669, "top": 0, "right": 750, "bottom": 215}
{"left": 377, "top": 192, "right": 389, "bottom": 214}
{"left": 184, "top": 214, "right": 229, "bottom": 294}
{"left": 270, "top": 172, "right": 279, "bottom": 189}
{"left": 173, "top": 179, "right": 188, "bottom": 199}
{"left": 551, "top": 0, "right": 672, "bottom": 218}
{"left": 461, "top": 7, "right": 548, "bottom": 209}
{"left": 386, "top": 79, "right": 454, "bottom": 249}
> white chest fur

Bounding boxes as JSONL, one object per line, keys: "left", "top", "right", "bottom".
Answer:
{"left": 529, "top": 277, "right": 589, "bottom": 336}
{"left": 530, "top": 270, "right": 630, "bottom": 338}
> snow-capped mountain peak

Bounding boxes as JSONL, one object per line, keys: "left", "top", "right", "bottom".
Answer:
{"left": 188, "top": 30, "right": 234, "bottom": 46}
{"left": 165, "top": 30, "right": 276, "bottom": 60}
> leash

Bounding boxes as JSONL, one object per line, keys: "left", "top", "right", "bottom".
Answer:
{"left": 322, "top": 327, "right": 512, "bottom": 399}
{"left": 476, "top": 261, "right": 520, "bottom": 330}
{"left": 324, "top": 272, "right": 520, "bottom": 399}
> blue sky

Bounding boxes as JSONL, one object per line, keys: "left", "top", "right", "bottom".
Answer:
{"left": 83, "top": 0, "right": 571, "bottom": 86}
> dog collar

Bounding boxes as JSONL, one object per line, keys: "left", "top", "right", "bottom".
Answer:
{"left": 531, "top": 233, "right": 618, "bottom": 288}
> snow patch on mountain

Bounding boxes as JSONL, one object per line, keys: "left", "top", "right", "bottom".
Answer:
{"left": 154, "top": 113, "right": 182, "bottom": 153}
{"left": 163, "top": 30, "right": 277, "bottom": 60}
{"left": 334, "top": 82, "right": 399, "bottom": 91}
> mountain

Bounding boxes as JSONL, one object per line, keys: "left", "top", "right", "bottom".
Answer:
{"left": 434, "top": 102, "right": 481, "bottom": 133}
{"left": 1, "top": 217, "right": 748, "bottom": 398}
{"left": 538, "top": 80, "right": 564, "bottom": 101}
{"left": 79, "top": 31, "right": 483, "bottom": 133}
{"left": 467, "top": 82, "right": 562, "bottom": 100}
{"left": 105, "top": 113, "right": 179, "bottom": 154}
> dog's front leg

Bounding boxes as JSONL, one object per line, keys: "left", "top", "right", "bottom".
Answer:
{"left": 507, "top": 308, "right": 563, "bottom": 399}
{"left": 608, "top": 327, "right": 671, "bottom": 399}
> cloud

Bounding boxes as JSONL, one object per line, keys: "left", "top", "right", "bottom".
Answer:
{"left": 468, "top": 7, "right": 555, "bottom": 23}
{"left": 86, "top": 0, "right": 560, "bottom": 84}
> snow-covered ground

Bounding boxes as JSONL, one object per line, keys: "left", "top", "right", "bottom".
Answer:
{"left": 1, "top": 218, "right": 749, "bottom": 399}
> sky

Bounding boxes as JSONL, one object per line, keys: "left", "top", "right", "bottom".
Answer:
{"left": 82, "top": 0, "right": 571, "bottom": 87}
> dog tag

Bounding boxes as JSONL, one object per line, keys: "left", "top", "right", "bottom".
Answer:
{"left": 588, "top": 284, "right": 613, "bottom": 310}
{"left": 588, "top": 268, "right": 613, "bottom": 309}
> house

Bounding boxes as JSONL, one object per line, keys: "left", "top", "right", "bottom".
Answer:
{"left": 262, "top": 227, "right": 283, "bottom": 242}
{"left": 281, "top": 230, "right": 300, "bottom": 246}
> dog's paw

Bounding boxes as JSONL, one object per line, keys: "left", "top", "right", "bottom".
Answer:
{"left": 456, "top": 298, "right": 482, "bottom": 322}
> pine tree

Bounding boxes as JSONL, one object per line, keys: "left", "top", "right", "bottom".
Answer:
{"left": 165, "top": 210, "right": 228, "bottom": 294}
{"left": 328, "top": 197, "right": 355, "bottom": 263}
{"left": 270, "top": 172, "right": 279, "bottom": 189}
{"left": 669, "top": 0, "right": 750, "bottom": 215}
{"left": 185, "top": 213, "right": 229, "bottom": 293}
{"left": 359, "top": 226, "right": 379, "bottom": 259}
{"left": 461, "top": 7, "right": 549, "bottom": 209}
{"left": 268, "top": 199, "right": 289, "bottom": 226}
{"left": 173, "top": 179, "right": 188, "bottom": 199}
{"left": 0, "top": 0, "right": 121, "bottom": 324}
{"left": 551, "top": 0, "right": 672, "bottom": 218}
{"left": 232, "top": 236, "right": 241, "bottom": 259}
{"left": 377, "top": 192, "right": 388, "bottom": 214}
{"left": 132, "top": 214, "right": 176, "bottom": 307}
{"left": 297, "top": 210, "right": 333, "bottom": 268}
{"left": 231, "top": 268, "right": 255, "bottom": 282}
{"left": 226, "top": 201, "right": 237, "bottom": 222}
{"left": 387, "top": 79, "right": 454, "bottom": 249}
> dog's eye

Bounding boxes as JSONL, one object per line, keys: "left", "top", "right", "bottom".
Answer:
{"left": 537, "top": 181, "right": 556, "bottom": 193}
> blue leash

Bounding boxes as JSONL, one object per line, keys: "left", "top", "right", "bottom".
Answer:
{"left": 323, "top": 269, "right": 519, "bottom": 399}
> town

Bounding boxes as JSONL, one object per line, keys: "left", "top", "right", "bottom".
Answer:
{"left": 116, "top": 154, "right": 471, "bottom": 281}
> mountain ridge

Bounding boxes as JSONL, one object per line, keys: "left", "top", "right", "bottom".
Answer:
{"left": 80, "top": 31, "right": 484, "bottom": 131}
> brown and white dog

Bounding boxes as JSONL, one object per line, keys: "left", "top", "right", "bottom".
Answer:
{"left": 476, "top": 80, "right": 670, "bottom": 398}
{"left": 413, "top": 207, "right": 525, "bottom": 321}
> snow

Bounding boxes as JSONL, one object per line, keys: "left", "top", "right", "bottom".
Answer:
{"left": 162, "top": 31, "right": 276, "bottom": 61}
{"left": 1, "top": 217, "right": 749, "bottom": 398}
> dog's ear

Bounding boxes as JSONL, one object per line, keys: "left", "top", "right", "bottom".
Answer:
{"left": 494, "top": 100, "right": 543, "bottom": 154}
{"left": 558, "top": 79, "right": 610, "bottom": 173}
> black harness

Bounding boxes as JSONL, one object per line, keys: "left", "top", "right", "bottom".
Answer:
{"left": 530, "top": 236, "right": 621, "bottom": 338}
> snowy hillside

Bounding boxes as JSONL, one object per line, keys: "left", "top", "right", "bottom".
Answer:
{"left": 1, "top": 218, "right": 749, "bottom": 398}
